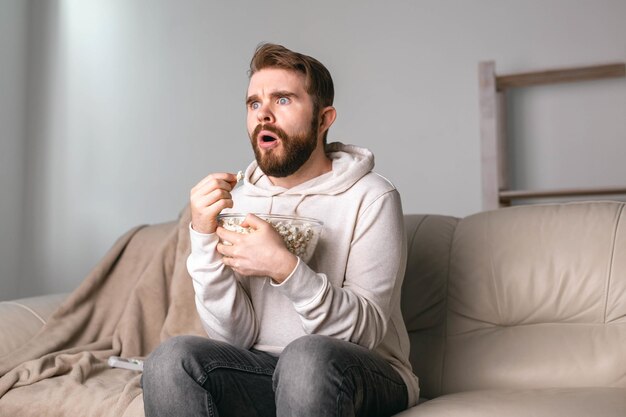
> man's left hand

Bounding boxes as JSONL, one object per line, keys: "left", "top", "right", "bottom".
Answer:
{"left": 216, "top": 214, "right": 298, "bottom": 283}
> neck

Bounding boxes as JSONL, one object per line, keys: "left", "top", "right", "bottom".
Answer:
{"left": 268, "top": 145, "right": 332, "bottom": 189}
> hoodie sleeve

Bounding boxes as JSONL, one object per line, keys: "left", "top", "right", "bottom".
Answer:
{"left": 271, "top": 190, "right": 407, "bottom": 350}
{"left": 187, "top": 225, "right": 258, "bottom": 348}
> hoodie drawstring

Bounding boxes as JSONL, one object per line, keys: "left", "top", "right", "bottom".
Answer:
{"left": 293, "top": 195, "right": 307, "bottom": 216}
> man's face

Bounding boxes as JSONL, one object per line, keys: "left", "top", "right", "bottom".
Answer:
{"left": 246, "top": 68, "right": 319, "bottom": 178}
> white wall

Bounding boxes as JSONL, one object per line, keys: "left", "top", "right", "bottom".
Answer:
{"left": 0, "top": 0, "right": 28, "bottom": 300}
{"left": 2, "top": 0, "right": 626, "bottom": 300}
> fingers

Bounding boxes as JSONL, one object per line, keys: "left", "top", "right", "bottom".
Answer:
{"left": 190, "top": 173, "right": 238, "bottom": 208}
{"left": 190, "top": 191, "right": 233, "bottom": 225}
{"left": 220, "top": 254, "right": 235, "bottom": 269}
{"left": 190, "top": 172, "right": 239, "bottom": 234}
{"left": 193, "top": 172, "right": 238, "bottom": 193}
{"left": 193, "top": 188, "right": 233, "bottom": 211}
{"left": 240, "top": 213, "right": 268, "bottom": 230}
{"left": 216, "top": 241, "right": 234, "bottom": 257}
{"left": 191, "top": 177, "right": 234, "bottom": 199}
{"left": 218, "top": 248, "right": 238, "bottom": 272}
{"left": 217, "top": 238, "right": 242, "bottom": 273}
{"left": 215, "top": 226, "right": 241, "bottom": 244}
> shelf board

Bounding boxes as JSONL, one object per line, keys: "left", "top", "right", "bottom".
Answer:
{"left": 496, "top": 63, "right": 626, "bottom": 90}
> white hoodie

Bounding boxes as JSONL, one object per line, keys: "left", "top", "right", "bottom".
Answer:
{"left": 187, "top": 142, "right": 420, "bottom": 406}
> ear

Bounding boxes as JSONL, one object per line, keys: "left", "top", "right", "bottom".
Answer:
{"left": 318, "top": 106, "right": 337, "bottom": 135}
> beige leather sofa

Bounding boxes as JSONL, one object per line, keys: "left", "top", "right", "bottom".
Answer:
{"left": 2, "top": 201, "right": 625, "bottom": 416}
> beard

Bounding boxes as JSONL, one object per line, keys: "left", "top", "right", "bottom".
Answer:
{"left": 249, "top": 115, "right": 319, "bottom": 178}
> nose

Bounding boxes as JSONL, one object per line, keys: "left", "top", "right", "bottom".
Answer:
{"left": 257, "top": 103, "right": 275, "bottom": 124}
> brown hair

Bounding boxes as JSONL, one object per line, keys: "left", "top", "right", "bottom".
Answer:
{"left": 249, "top": 43, "right": 334, "bottom": 115}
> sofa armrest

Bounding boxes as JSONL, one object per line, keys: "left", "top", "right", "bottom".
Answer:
{"left": 0, "top": 293, "right": 68, "bottom": 357}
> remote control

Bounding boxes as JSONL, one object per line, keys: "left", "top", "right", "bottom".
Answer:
{"left": 108, "top": 356, "right": 144, "bottom": 372}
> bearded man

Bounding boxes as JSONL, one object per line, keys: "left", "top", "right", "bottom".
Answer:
{"left": 142, "top": 43, "right": 419, "bottom": 417}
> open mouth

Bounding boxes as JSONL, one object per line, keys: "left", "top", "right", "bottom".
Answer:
{"left": 257, "top": 130, "right": 280, "bottom": 148}
{"left": 261, "top": 135, "right": 276, "bottom": 143}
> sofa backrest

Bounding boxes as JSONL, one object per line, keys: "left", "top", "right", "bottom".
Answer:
{"left": 402, "top": 201, "right": 626, "bottom": 399}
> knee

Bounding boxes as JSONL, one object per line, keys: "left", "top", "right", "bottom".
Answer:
{"left": 274, "top": 335, "right": 342, "bottom": 390}
{"left": 278, "top": 335, "right": 338, "bottom": 371}
{"left": 143, "top": 335, "right": 201, "bottom": 385}
{"left": 274, "top": 335, "right": 356, "bottom": 412}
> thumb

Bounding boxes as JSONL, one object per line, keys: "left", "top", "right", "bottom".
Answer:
{"left": 241, "top": 213, "right": 266, "bottom": 230}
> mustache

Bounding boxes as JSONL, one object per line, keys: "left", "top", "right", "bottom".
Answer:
{"left": 251, "top": 124, "right": 289, "bottom": 140}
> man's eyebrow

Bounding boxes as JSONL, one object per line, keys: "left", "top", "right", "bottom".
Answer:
{"left": 269, "top": 90, "right": 297, "bottom": 99}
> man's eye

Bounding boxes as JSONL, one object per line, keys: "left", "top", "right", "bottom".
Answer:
{"left": 278, "top": 97, "right": 290, "bottom": 105}
{"left": 250, "top": 102, "right": 260, "bottom": 110}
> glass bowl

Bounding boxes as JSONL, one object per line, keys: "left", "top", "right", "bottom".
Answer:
{"left": 217, "top": 213, "right": 323, "bottom": 263}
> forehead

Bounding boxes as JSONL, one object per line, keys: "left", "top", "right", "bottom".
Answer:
{"left": 247, "top": 68, "right": 308, "bottom": 96}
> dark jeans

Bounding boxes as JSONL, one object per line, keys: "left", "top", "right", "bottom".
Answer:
{"left": 142, "top": 334, "right": 408, "bottom": 417}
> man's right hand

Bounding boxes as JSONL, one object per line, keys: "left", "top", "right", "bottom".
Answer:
{"left": 190, "top": 172, "right": 238, "bottom": 234}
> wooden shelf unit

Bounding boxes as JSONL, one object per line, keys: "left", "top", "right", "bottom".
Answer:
{"left": 479, "top": 61, "right": 626, "bottom": 210}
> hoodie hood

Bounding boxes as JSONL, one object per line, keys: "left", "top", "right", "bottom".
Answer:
{"left": 242, "top": 142, "right": 375, "bottom": 198}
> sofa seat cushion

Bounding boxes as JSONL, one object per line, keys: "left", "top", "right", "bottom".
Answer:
{"left": 0, "top": 293, "right": 67, "bottom": 357}
{"left": 394, "top": 387, "right": 626, "bottom": 417}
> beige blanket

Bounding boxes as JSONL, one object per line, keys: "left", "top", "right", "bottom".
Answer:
{"left": 0, "top": 207, "right": 205, "bottom": 416}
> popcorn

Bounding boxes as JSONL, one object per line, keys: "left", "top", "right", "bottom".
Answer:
{"left": 268, "top": 219, "right": 316, "bottom": 259}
